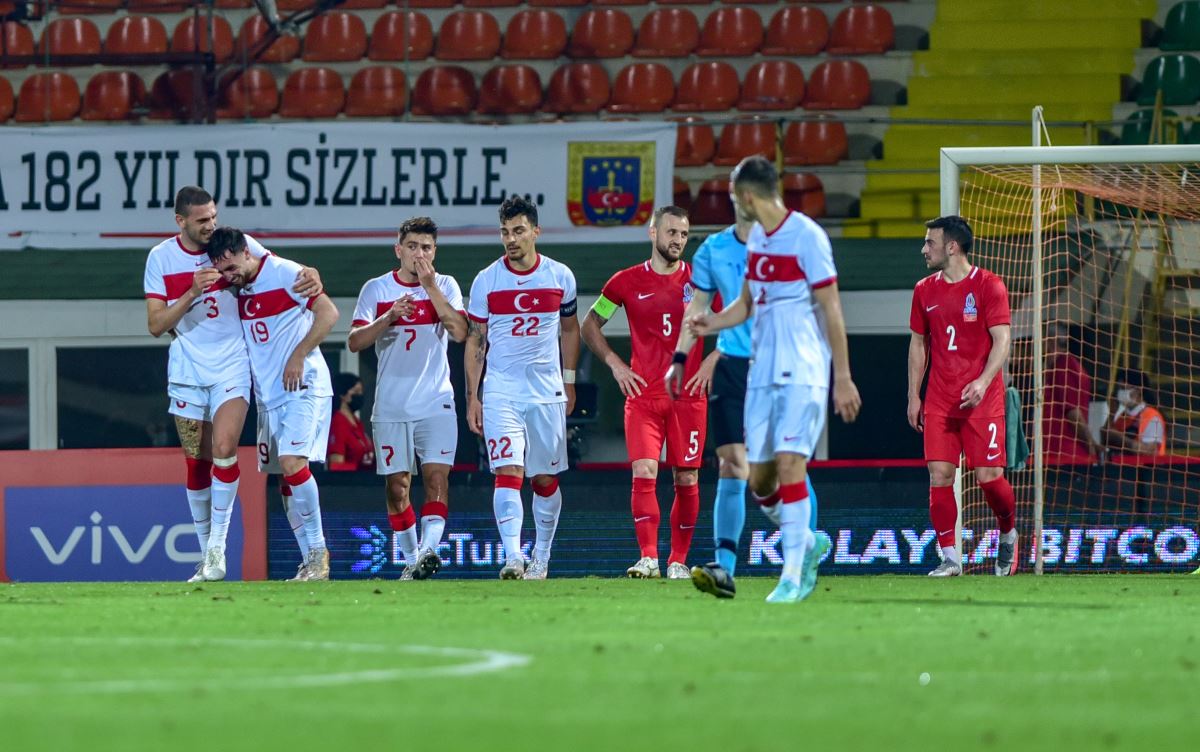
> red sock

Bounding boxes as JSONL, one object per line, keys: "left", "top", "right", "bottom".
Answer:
{"left": 930, "top": 485, "right": 957, "bottom": 549}
{"left": 753, "top": 488, "right": 780, "bottom": 510}
{"left": 668, "top": 483, "right": 700, "bottom": 565}
{"left": 184, "top": 458, "right": 213, "bottom": 490}
{"left": 779, "top": 481, "right": 808, "bottom": 504}
{"left": 631, "top": 476, "right": 660, "bottom": 559}
{"left": 388, "top": 504, "right": 416, "bottom": 532}
{"left": 979, "top": 476, "right": 1016, "bottom": 534}
{"left": 421, "top": 500, "right": 448, "bottom": 520}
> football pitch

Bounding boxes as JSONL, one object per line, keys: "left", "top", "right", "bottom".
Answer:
{"left": 1, "top": 576, "right": 1195, "bottom": 751}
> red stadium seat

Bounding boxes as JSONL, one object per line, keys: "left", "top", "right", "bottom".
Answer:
{"left": 215, "top": 0, "right": 253, "bottom": 7}
{"left": 81, "top": 70, "right": 146, "bottom": 121}
{"left": 784, "top": 118, "right": 848, "bottom": 165}
{"left": 803, "top": 60, "right": 871, "bottom": 109}
{"left": 127, "top": 0, "right": 190, "bottom": 12}
{"left": 689, "top": 179, "right": 735, "bottom": 226}
{"left": 303, "top": 11, "right": 368, "bottom": 62}
{"left": 403, "top": 0, "right": 454, "bottom": 7}
{"left": 568, "top": 8, "right": 634, "bottom": 58}
{"left": 39, "top": 17, "right": 102, "bottom": 61}
{"left": 16, "top": 71, "right": 81, "bottom": 122}
{"left": 529, "top": 0, "right": 586, "bottom": 6}
{"left": 721, "top": 0, "right": 773, "bottom": 4}
{"left": 1, "top": 22, "right": 35, "bottom": 67}
{"left": 502, "top": 10, "right": 567, "bottom": 60}
{"left": 673, "top": 61, "right": 739, "bottom": 112}
{"left": 738, "top": 60, "right": 804, "bottom": 111}
{"left": 435, "top": 10, "right": 501, "bottom": 61}
{"left": 171, "top": 15, "right": 234, "bottom": 63}
{"left": 276, "top": 0, "right": 315, "bottom": 8}
{"left": 673, "top": 117, "right": 715, "bottom": 166}
{"left": 464, "top": 0, "right": 521, "bottom": 6}
{"left": 410, "top": 65, "right": 477, "bottom": 116}
{"left": 0, "top": 76, "right": 14, "bottom": 121}
{"left": 632, "top": 8, "right": 699, "bottom": 58}
{"left": 696, "top": 7, "right": 763, "bottom": 57}
{"left": 478, "top": 63, "right": 542, "bottom": 114}
{"left": 594, "top": 0, "right": 648, "bottom": 6}
{"left": 673, "top": 177, "right": 693, "bottom": 214}
{"left": 345, "top": 65, "right": 407, "bottom": 117}
{"left": 782, "top": 173, "right": 825, "bottom": 218}
{"left": 62, "top": 0, "right": 122, "bottom": 13}
{"left": 657, "top": 0, "right": 706, "bottom": 4}
{"left": 147, "top": 69, "right": 204, "bottom": 120}
{"left": 216, "top": 67, "right": 279, "bottom": 119}
{"left": 713, "top": 120, "right": 776, "bottom": 166}
{"left": 368, "top": 11, "right": 433, "bottom": 61}
{"left": 828, "top": 4, "right": 894, "bottom": 55}
{"left": 337, "top": 0, "right": 387, "bottom": 8}
{"left": 543, "top": 61, "right": 609, "bottom": 113}
{"left": 609, "top": 62, "right": 673, "bottom": 113}
{"left": 762, "top": 6, "right": 828, "bottom": 56}
{"left": 236, "top": 15, "right": 300, "bottom": 63}
{"left": 105, "top": 16, "right": 169, "bottom": 55}
{"left": 279, "top": 68, "right": 345, "bottom": 118}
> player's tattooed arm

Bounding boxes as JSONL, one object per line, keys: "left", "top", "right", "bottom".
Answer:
{"left": 464, "top": 319, "right": 488, "bottom": 435}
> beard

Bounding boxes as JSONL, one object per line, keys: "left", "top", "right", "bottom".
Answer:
{"left": 654, "top": 239, "right": 682, "bottom": 264}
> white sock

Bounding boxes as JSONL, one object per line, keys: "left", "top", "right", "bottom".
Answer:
{"left": 532, "top": 485, "right": 563, "bottom": 562}
{"left": 780, "top": 499, "right": 813, "bottom": 586}
{"left": 283, "top": 491, "right": 310, "bottom": 559}
{"left": 420, "top": 513, "right": 446, "bottom": 553}
{"left": 185, "top": 488, "right": 211, "bottom": 553}
{"left": 493, "top": 485, "right": 524, "bottom": 562}
{"left": 288, "top": 470, "right": 326, "bottom": 551}
{"left": 398, "top": 524, "right": 419, "bottom": 566}
{"left": 209, "top": 458, "right": 239, "bottom": 550}
{"left": 941, "top": 545, "right": 960, "bottom": 564}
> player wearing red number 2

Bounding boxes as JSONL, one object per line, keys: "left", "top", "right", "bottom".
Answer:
{"left": 465, "top": 196, "right": 581, "bottom": 581}
{"left": 908, "top": 215, "right": 1017, "bottom": 578}
{"left": 582, "top": 206, "right": 717, "bottom": 579}
{"left": 349, "top": 217, "right": 468, "bottom": 581}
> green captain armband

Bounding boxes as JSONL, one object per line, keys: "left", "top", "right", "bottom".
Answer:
{"left": 590, "top": 294, "right": 619, "bottom": 320}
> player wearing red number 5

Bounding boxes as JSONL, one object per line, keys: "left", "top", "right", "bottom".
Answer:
{"left": 143, "top": 186, "right": 322, "bottom": 584}
{"left": 465, "top": 196, "right": 581, "bottom": 580}
{"left": 208, "top": 226, "right": 340, "bottom": 582}
{"left": 348, "top": 217, "right": 468, "bottom": 581}
{"left": 908, "top": 215, "right": 1017, "bottom": 578}
{"left": 582, "top": 206, "right": 716, "bottom": 579}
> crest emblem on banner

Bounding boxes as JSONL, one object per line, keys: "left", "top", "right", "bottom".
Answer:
{"left": 566, "top": 142, "right": 656, "bottom": 227}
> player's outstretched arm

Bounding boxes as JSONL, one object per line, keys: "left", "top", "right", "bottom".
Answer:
{"left": 464, "top": 319, "right": 487, "bottom": 435}
{"left": 560, "top": 312, "right": 581, "bottom": 415}
{"left": 283, "top": 295, "right": 339, "bottom": 391}
{"left": 666, "top": 288, "right": 712, "bottom": 399}
{"left": 348, "top": 295, "right": 413, "bottom": 353}
{"left": 688, "top": 281, "right": 751, "bottom": 338}
{"left": 959, "top": 324, "right": 1011, "bottom": 410}
{"left": 146, "top": 267, "right": 221, "bottom": 337}
{"left": 416, "top": 259, "right": 468, "bottom": 342}
{"left": 813, "top": 282, "right": 861, "bottom": 424}
{"left": 582, "top": 304, "right": 646, "bottom": 398}
{"left": 907, "top": 332, "right": 928, "bottom": 433}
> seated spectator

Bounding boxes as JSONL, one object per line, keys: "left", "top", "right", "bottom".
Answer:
{"left": 1103, "top": 370, "right": 1167, "bottom": 457}
{"left": 1043, "top": 325, "right": 1102, "bottom": 461}
{"left": 328, "top": 372, "right": 375, "bottom": 471}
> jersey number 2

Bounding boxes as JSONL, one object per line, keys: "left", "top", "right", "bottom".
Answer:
{"left": 945, "top": 324, "right": 958, "bottom": 351}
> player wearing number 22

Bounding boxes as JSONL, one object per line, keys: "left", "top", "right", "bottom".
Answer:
{"left": 582, "top": 206, "right": 717, "bottom": 580}
{"left": 908, "top": 215, "right": 1018, "bottom": 578}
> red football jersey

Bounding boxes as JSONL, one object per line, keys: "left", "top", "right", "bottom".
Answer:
{"left": 601, "top": 260, "right": 704, "bottom": 401}
{"left": 910, "top": 266, "right": 1011, "bottom": 418}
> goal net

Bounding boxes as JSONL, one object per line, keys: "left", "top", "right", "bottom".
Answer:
{"left": 941, "top": 145, "right": 1200, "bottom": 573}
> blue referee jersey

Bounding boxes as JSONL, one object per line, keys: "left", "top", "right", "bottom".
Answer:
{"left": 690, "top": 225, "right": 752, "bottom": 358}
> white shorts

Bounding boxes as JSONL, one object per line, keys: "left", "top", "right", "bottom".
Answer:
{"left": 373, "top": 412, "right": 459, "bottom": 476}
{"left": 482, "top": 398, "right": 567, "bottom": 476}
{"left": 256, "top": 393, "right": 332, "bottom": 473}
{"left": 168, "top": 377, "right": 251, "bottom": 423}
{"left": 744, "top": 384, "right": 828, "bottom": 464}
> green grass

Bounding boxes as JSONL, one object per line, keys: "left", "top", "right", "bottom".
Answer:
{"left": 1, "top": 576, "right": 1196, "bottom": 751}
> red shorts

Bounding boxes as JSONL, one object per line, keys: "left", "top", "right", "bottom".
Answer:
{"left": 624, "top": 397, "right": 707, "bottom": 468}
{"left": 924, "top": 412, "right": 1007, "bottom": 469}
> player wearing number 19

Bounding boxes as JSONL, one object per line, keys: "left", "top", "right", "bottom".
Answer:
{"left": 908, "top": 216, "right": 1017, "bottom": 578}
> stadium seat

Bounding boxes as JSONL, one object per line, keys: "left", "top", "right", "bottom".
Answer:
{"left": 1, "top": 22, "right": 35, "bottom": 67}
{"left": 38, "top": 17, "right": 102, "bottom": 61}
{"left": 673, "top": 118, "right": 715, "bottom": 166}
{"left": 0, "top": 76, "right": 13, "bottom": 121}
{"left": 464, "top": 0, "right": 521, "bottom": 6}
{"left": 632, "top": 8, "right": 699, "bottom": 57}
{"left": 410, "top": 65, "right": 477, "bottom": 115}
{"left": 713, "top": 120, "right": 776, "bottom": 166}
{"left": 782, "top": 172, "right": 825, "bottom": 219}
{"left": 127, "top": 0, "right": 190, "bottom": 12}
{"left": 215, "top": 0, "right": 253, "bottom": 7}
{"left": 303, "top": 11, "right": 368, "bottom": 62}
{"left": 784, "top": 118, "right": 848, "bottom": 165}
{"left": 828, "top": 4, "right": 895, "bottom": 55}
{"left": 804, "top": 60, "right": 871, "bottom": 109}
{"left": 276, "top": 0, "right": 318, "bottom": 8}
{"left": 369, "top": 11, "right": 433, "bottom": 61}
{"left": 721, "top": 0, "right": 773, "bottom": 4}
{"left": 216, "top": 67, "right": 279, "bottom": 119}
{"left": 673, "top": 61, "right": 739, "bottom": 112}
{"left": 673, "top": 177, "right": 693, "bottom": 213}
{"left": 543, "top": 61, "right": 609, "bottom": 113}
{"left": 738, "top": 61, "right": 804, "bottom": 111}
{"left": 568, "top": 8, "right": 634, "bottom": 58}
{"left": 1162, "top": 1, "right": 1200, "bottom": 51}
{"left": 695, "top": 7, "right": 763, "bottom": 57}
{"left": 63, "top": 0, "right": 122, "bottom": 13}
{"left": 404, "top": 0, "right": 455, "bottom": 7}
{"left": 529, "top": 0, "right": 586, "bottom": 6}
{"left": 279, "top": 68, "right": 345, "bottom": 118}
{"left": 435, "top": 10, "right": 501, "bottom": 61}
{"left": 477, "top": 64, "right": 542, "bottom": 114}
{"left": 236, "top": 15, "right": 300, "bottom": 63}
{"left": 690, "top": 179, "right": 735, "bottom": 226}
{"left": 170, "top": 15, "right": 234, "bottom": 63}
{"left": 15, "top": 71, "right": 81, "bottom": 122}
{"left": 147, "top": 69, "right": 204, "bottom": 120}
{"left": 345, "top": 65, "right": 407, "bottom": 117}
{"left": 502, "top": 10, "right": 567, "bottom": 60}
{"left": 1119, "top": 108, "right": 1183, "bottom": 145}
{"left": 609, "top": 62, "right": 673, "bottom": 113}
{"left": 762, "top": 6, "right": 828, "bottom": 56}
{"left": 80, "top": 70, "right": 146, "bottom": 121}
{"left": 1139, "top": 54, "right": 1200, "bottom": 106}
{"left": 336, "top": 0, "right": 387, "bottom": 8}
{"left": 105, "top": 16, "right": 169, "bottom": 55}
{"left": 594, "top": 0, "right": 648, "bottom": 5}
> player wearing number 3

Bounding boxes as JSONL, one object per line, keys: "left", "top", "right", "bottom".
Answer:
{"left": 908, "top": 216, "right": 1018, "bottom": 577}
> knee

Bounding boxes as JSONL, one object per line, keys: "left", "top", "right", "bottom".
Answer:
{"left": 929, "top": 470, "right": 955, "bottom": 487}
{"left": 631, "top": 460, "right": 658, "bottom": 480}
{"left": 386, "top": 474, "right": 411, "bottom": 504}
{"left": 976, "top": 467, "right": 1004, "bottom": 485}
{"left": 279, "top": 457, "right": 307, "bottom": 477}
{"left": 673, "top": 469, "right": 698, "bottom": 487}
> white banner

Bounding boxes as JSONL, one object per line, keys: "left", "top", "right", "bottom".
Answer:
{"left": 0, "top": 121, "right": 677, "bottom": 250}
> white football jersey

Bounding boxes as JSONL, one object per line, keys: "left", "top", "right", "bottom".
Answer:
{"left": 352, "top": 270, "right": 463, "bottom": 422}
{"left": 745, "top": 211, "right": 838, "bottom": 389}
{"left": 236, "top": 254, "right": 333, "bottom": 410}
{"left": 467, "top": 254, "right": 577, "bottom": 404}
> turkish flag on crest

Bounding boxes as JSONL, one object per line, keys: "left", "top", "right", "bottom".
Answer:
{"left": 487, "top": 288, "right": 564, "bottom": 315}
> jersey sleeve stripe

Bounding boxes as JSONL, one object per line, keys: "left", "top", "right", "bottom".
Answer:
{"left": 468, "top": 312, "right": 488, "bottom": 323}
{"left": 351, "top": 319, "right": 370, "bottom": 328}
{"left": 811, "top": 275, "right": 837, "bottom": 289}
{"left": 145, "top": 293, "right": 167, "bottom": 301}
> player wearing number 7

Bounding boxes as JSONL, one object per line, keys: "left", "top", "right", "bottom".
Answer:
{"left": 582, "top": 206, "right": 717, "bottom": 579}
{"left": 908, "top": 216, "right": 1017, "bottom": 577}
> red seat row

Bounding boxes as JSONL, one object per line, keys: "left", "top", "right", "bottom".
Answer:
{"left": 677, "top": 118, "right": 849, "bottom": 167}
{"left": 686, "top": 174, "right": 826, "bottom": 224}
{"left": 47, "top": 0, "right": 902, "bottom": 11}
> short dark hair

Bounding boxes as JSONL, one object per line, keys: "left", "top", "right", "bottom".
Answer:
{"left": 206, "top": 226, "right": 246, "bottom": 261}
{"left": 398, "top": 216, "right": 438, "bottom": 243}
{"left": 925, "top": 215, "right": 974, "bottom": 255}
{"left": 333, "top": 372, "right": 361, "bottom": 400}
{"left": 174, "top": 186, "right": 213, "bottom": 218}
{"left": 499, "top": 194, "right": 539, "bottom": 227}
{"left": 730, "top": 156, "right": 778, "bottom": 198}
{"left": 652, "top": 205, "right": 689, "bottom": 226}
